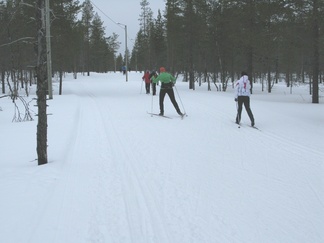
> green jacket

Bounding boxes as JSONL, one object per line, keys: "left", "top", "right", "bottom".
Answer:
{"left": 153, "top": 72, "right": 176, "bottom": 84}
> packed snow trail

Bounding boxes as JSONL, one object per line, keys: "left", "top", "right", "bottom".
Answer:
{"left": 29, "top": 83, "right": 130, "bottom": 242}
{"left": 0, "top": 72, "right": 323, "bottom": 243}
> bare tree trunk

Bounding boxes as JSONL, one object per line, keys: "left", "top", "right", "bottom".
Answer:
{"left": 36, "top": 0, "right": 48, "bottom": 165}
{"left": 247, "top": 0, "right": 255, "bottom": 94}
{"left": 59, "top": 70, "right": 63, "bottom": 95}
{"left": 20, "top": 69, "right": 24, "bottom": 89}
{"left": 312, "top": 0, "right": 319, "bottom": 104}
{"left": 1, "top": 71, "right": 5, "bottom": 94}
{"left": 286, "top": 71, "right": 290, "bottom": 88}
{"left": 267, "top": 70, "right": 271, "bottom": 93}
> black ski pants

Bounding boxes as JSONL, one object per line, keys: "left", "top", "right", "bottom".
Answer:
{"left": 152, "top": 82, "right": 157, "bottom": 95}
{"left": 159, "top": 86, "right": 181, "bottom": 114}
{"left": 236, "top": 96, "right": 254, "bottom": 123}
{"left": 145, "top": 83, "right": 150, "bottom": 94}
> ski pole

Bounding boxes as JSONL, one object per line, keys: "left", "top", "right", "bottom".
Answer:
{"left": 140, "top": 79, "right": 143, "bottom": 94}
{"left": 150, "top": 91, "right": 154, "bottom": 116}
{"left": 174, "top": 85, "right": 186, "bottom": 115}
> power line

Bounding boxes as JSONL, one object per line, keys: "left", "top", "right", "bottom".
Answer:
{"left": 87, "top": 0, "right": 134, "bottom": 55}
{"left": 88, "top": 0, "right": 124, "bottom": 30}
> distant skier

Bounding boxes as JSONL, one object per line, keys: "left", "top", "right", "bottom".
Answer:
{"left": 152, "top": 67, "right": 184, "bottom": 117}
{"left": 142, "top": 70, "right": 151, "bottom": 94}
{"left": 149, "top": 70, "right": 158, "bottom": 95}
{"left": 235, "top": 71, "right": 255, "bottom": 126}
{"left": 122, "top": 65, "right": 126, "bottom": 75}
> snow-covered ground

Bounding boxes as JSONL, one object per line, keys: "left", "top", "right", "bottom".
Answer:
{"left": 0, "top": 72, "right": 323, "bottom": 243}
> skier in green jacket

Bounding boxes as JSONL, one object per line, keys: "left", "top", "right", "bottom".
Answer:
{"left": 153, "top": 67, "right": 184, "bottom": 117}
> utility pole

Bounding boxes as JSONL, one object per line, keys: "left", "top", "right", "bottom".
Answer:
{"left": 125, "top": 24, "right": 128, "bottom": 82}
{"left": 45, "top": 0, "right": 53, "bottom": 99}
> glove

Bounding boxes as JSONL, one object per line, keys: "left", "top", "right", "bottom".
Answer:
{"left": 234, "top": 98, "right": 238, "bottom": 102}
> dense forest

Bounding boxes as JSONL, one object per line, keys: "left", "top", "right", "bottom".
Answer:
{"left": 133, "top": 0, "right": 323, "bottom": 100}
{"left": 1, "top": 0, "right": 323, "bottom": 98}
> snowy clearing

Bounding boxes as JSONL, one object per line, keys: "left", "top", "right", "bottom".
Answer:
{"left": 0, "top": 72, "right": 323, "bottom": 243}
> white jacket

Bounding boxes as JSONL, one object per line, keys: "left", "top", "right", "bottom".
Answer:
{"left": 235, "top": 75, "right": 251, "bottom": 99}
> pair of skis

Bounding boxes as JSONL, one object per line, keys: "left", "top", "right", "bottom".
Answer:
{"left": 148, "top": 113, "right": 261, "bottom": 131}
{"left": 147, "top": 112, "right": 186, "bottom": 119}
{"left": 236, "top": 122, "right": 260, "bottom": 130}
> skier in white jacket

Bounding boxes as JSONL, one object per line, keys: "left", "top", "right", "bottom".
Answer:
{"left": 234, "top": 71, "right": 255, "bottom": 126}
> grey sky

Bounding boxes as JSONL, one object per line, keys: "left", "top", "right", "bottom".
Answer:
{"left": 88, "top": 0, "right": 166, "bottom": 54}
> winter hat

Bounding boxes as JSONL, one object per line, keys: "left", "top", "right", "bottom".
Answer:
{"left": 241, "top": 71, "right": 248, "bottom": 76}
{"left": 160, "top": 67, "right": 166, "bottom": 73}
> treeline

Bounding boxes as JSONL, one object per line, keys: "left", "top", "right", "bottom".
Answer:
{"left": 0, "top": 0, "right": 323, "bottom": 101}
{"left": 134, "top": 0, "right": 323, "bottom": 102}
{"left": 0, "top": 0, "right": 121, "bottom": 78}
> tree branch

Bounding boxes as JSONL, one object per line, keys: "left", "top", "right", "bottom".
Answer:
{"left": 0, "top": 37, "right": 35, "bottom": 48}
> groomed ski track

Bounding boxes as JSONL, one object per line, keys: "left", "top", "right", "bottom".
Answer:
{"left": 9, "top": 73, "right": 323, "bottom": 243}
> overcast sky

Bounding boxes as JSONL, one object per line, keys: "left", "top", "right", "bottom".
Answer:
{"left": 88, "top": 0, "right": 166, "bottom": 54}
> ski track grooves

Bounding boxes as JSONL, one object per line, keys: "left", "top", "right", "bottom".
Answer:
{"left": 53, "top": 92, "right": 108, "bottom": 242}
{"left": 28, "top": 96, "right": 86, "bottom": 242}
{"left": 261, "top": 129, "right": 324, "bottom": 158}
{"left": 89, "top": 91, "right": 171, "bottom": 242}
{"left": 29, "top": 83, "right": 171, "bottom": 242}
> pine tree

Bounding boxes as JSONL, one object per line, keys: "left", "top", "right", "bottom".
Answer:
{"left": 150, "top": 10, "right": 167, "bottom": 68}
{"left": 165, "top": 0, "right": 184, "bottom": 72}
{"left": 90, "top": 13, "right": 108, "bottom": 72}
{"left": 138, "top": 0, "right": 153, "bottom": 69}
{"left": 51, "top": 0, "right": 81, "bottom": 93}
{"left": 106, "top": 33, "right": 120, "bottom": 72}
{"left": 81, "top": 0, "right": 94, "bottom": 76}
